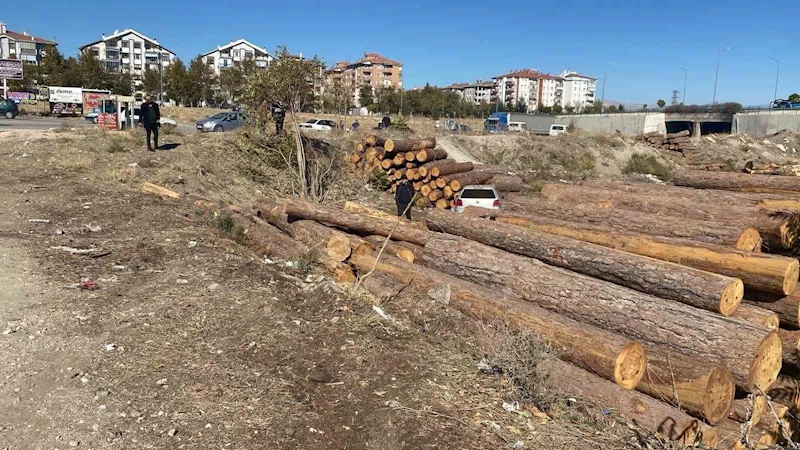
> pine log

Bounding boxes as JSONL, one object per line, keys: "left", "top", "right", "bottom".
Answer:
{"left": 729, "top": 304, "right": 780, "bottom": 330}
{"left": 416, "top": 148, "right": 448, "bottom": 163}
{"left": 471, "top": 164, "right": 514, "bottom": 175}
{"left": 744, "top": 292, "right": 800, "bottom": 329}
{"left": 142, "top": 182, "right": 180, "bottom": 199}
{"left": 251, "top": 199, "right": 293, "bottom": 234}
{"left": 405, "top": 151, "right": 418, "bottom": 162}
{"left": 502, "top": 196, "right": 763, "bottom": 251}
{"left": 363, "top": 235, "right": 423, "bottom": 263}
{"left": 405, "top": 168, "right": 416, "bottom": 180}
{"left": 488, "top": 174, "right": 524, "bottom": 192}
{"left": 428, "top": 189, "right": 444, "bottom": 202}
{"left": 639, "top": 347, "right": 735, "bottom": 425}
{"left": 447, "top": 171, "right": 494, "bottom": 192}
{"left": 284, "top": 198, "right": 431, "bottom": 246}
{"left": 541, "top": 358, "right": 717, "bottom": 447}
{"left": 766, "top": 374, "right": 800, "bottom": 411}
{"left": 420, "top": 184, "right": 432, "bottom": 197}
{"left": 433, "top": 162, "right": 475, "bottom": 177}
{"left": 667, "top": 130, "right": 691, "bottom": 138}
{"left": 420, "top": 158, "right": 457, "bottom": 173}
{"left": 417, "top": 166, "right": 428, "bottom": 178}
{"left": 412, "top": 181, "right": 422, "bottom": 191}
{"left": 426, "top": 210, "right": 744, "bottom": 316}
{"left": 435, "top": 199, "right": 449, "bottom": 209}
{"left": 365, "top": 135, "right": 387, "bottom": 147}
{"left": 580, "top": 180, "right": 795, "bottom": 206}
{"left": 348, "top": 253, "right": 647, "bottom": 389}
{"left": 538, "top": 183, "right": 800, "bottom": 250}
{"left": 356, "top": 142, "right": 366, "bottom": 152}
{"left": 392, "top": 154, "right": 406, "bottom": 166}
{"left": 286, "top": 220, "right": 369, "bottom": 261}
{"left": 405, "top": 162, "right": 415, "bottom": 169}
{"left": 729, "top": 395, "right": 767, "bottom": 424}
{"left": 421, "top": 234, "right": 783, "bottom": 392}
{"left": 344, "top": 201, "right": 426, "bottom": 228}
{"left": 381, "top": 158, "right": 393, "bottom": 170}
{"left": 349, "top": 152, "right": 361, "bottom": 163}
{"left": 776, "top": 329, "right": 800, "bottom": 366}
{"left": 491, "top": 213, "right": 798, "bottom": 294}
{"left": 673, "top": 170, "right": 800, "bottom": 195}
{"left": 434, "top": 178, "right": 447, "bottom": 189}
{"left": 385, "top": 137, "right": 436, "bottom": 153}
{"left": 442, "top": 185, "right": 454, "bottom": 199}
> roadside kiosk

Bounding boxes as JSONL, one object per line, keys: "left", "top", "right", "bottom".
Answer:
{"left": 97, "top": 95, "right": 135, "bottom": 130}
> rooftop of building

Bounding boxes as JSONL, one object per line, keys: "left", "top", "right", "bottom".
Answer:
{"left": 200, "top": 39, "right": 271, "bottom": 58}
{"left": 79, "top": 29, "right": 174, "bottom": 54}
{"left": 0, "top": 24, "right": 56, "bottom": 45}
{"left": 493, "top": 69, "right": 562, "bottom": 81}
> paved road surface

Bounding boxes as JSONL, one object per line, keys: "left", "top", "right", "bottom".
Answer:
{"left": 0, "top": 116, "right": 91, "bottom": 132}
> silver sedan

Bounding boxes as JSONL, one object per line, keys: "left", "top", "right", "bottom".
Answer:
{"left": 196, "top": 112, "right": 246, "bottom": 132}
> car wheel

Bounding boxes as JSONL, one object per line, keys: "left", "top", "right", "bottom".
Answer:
{"left": 213, "top": 125, "right": 223, "bottom": 132}
{"left": 5, "top": 112, "right": 15, "bottom": 119}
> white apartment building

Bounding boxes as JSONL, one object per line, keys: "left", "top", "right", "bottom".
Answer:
{"left": 0, "top": 22, "right": 56, "bottom": 65}
{"left": 560, "top": 70, "right": 597, "bottom": 111}
{"left": 491, "top": 69, "right": 563, "bottom": 112}
{"left": 443, "top": 80, "right": 493, "bottom": 105}
{"left": 200, "top": 39, "right": 274, "bottom": 76}
{"left": 78, "top": 29, "right": 176, "bottom": 87}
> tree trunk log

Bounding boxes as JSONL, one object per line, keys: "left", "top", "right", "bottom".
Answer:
{"left": 729, "top": 395, "right": 767, "bottom": 425}
{"left": 343, "top": 201, "right": 425, "bottom": 229}
{"left": 539, "top": 183, "right": 800, "bottom": 250}
{"left": 776, "top": 329, "right": 800, "bottom": 366}
{"left": 580, "top": 180, "right": 796, "bottom": 206}
{"left": 434, "top": 162, "right": 475, "bottom": 177}
{"left": 492, "top": 213, "right": 797, "bottom": 294}
{"left": 435, "top": 199, "right": 449, "bottom": 209}
{"left": 541, "top": 358, "right": 718, "bottom": 447}
{"left": 284, "top": 198, "right": 431, "bottom": 246}
{"left": 502, "top": 196, "right": 763, "bottom": 251}
{"left": 744, "top": 291, "right": 800, "bottom": 329}
{"left": 365, "top": 135, "right": 387, "bottom": 147}
{"left": 361, "top": 235, "right": 422, "bottom": 263}
{"left": 488, "top": 174, "right": 524, "bottom": 192}
{"left": 348, "top": 253, "right": 647, "bottom": 389}
{"left": 729, "top": 304, "right": 780, "bottom": 330}
{"left": 420, "top": 158, "right": 457, "bottom": 177}
{"left": 435, "top": 178, "right": 447, "bottom": 189}
{"left": 447, "top": 171, "right": 494, "bottom": 192}
{"left": 416, "top": 148, "right": 448, "bottom": 163}
{"left": 420, "top": 184, "right": 432, "bottom": 197}
{"left": 471, "top": 164, "right": 514, "bottom": 175}
{"left": 421, "top": 234, "right": 783, "bottom": 392}
{"left": 673, "top": 170, "right": 800, "bottom": 195}
{"left": 638, "top": 347, "right": 735, "bottom": 425}
{"left": 428, "top": 189, "right": 443, "bottom": 202}
{"left": 385, "top": 137, "right": 436, "bottom": 153}
{"left": 766, "top": 374, "right": 800, "bottom": 410}
{"left": 381, "top": 158, "right": 393, "bottom": 170}
{"left": 286, "top": 220, "right": 370, "bottom": 262}
{"left": 426, "top": 210, "right": 744, "bottom": 316}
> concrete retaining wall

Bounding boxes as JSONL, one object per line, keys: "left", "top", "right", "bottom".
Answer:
{"left": 555, "top": 113, "right": 666, "bottom": 135}
{"left": 733, "top": 111, "right": 800, "bottom": 138}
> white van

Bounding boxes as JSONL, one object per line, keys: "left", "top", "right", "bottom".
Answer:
{"left": 550, "top": 124, "right": 567, "bottom": 136}
{"left": 508, "top": 122, "right": 528, "bottom": 133}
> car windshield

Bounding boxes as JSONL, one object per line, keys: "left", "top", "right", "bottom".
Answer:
{"left": 460, "top": 189, "right": 497, "bottom": 199}
{"left": 210, "top": 113, "right": 228, "bottom": 119}
{"left": 303, "top": 119, "right": 319, "bottom": 124}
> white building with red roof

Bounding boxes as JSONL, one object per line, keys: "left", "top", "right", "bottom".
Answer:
{"left": 0, "top": 22, "right": 57, "bottom": 66}
{"left": 560, "top": 70, "right": 597, "bottom": 111}
{"left": 491, "top": 69, "right": 563, "bottom": 112}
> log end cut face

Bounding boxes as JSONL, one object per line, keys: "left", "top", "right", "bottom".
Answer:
{"left": 615, "top": 342, "right": 647, "bottom": 389}
{"left": 704, "top": 367, "right": 736, "bottom": 425}
{"left": 748, "top": 331, "right": 782, "bottom": 392}
{"left": 720, "top": 279, "right": 745, "bottom": 316}
{"left": 736, "top": 227, "right": 762, "bottom": 252}
{"left": 783, "top": 259, "right": 800, "bottom": 295}
{"left": 779, "top": 212, "right": 800, "bottom": 249}
{"left": 326, "top": 235, "right": 352, "bottom": 262}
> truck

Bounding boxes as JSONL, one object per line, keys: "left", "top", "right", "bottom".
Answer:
{"left": 483, "top": 112, "right": 557, "bottom": 135}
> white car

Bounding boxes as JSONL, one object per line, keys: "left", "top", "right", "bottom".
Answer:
{"left": 298, "top": 118, "right": 337, "bottom": 131}
{"left": 454, "top": 185, "right": 502, "bottom": 213}
{"left": 549, "top": 124, "right": 567, "bottom": 136}
{"left": 132, "top": 108, "right": 177, "bottom": 127}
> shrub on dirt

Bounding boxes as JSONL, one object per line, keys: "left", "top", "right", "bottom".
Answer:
{"left": 105, "top": 138, "right": 129, "bottom": 153}
{"left": 622, "top": 153, "right": 672, "bottom": 180}
{"left": 368, "top": 167, "right": 392, "bottom": 191}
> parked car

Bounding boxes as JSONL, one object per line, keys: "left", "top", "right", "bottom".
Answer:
{"left": 195, "top": 111, "right": 245, "bottom": 132}
{"left": 0, "top": 98, "right": 19, "bottom": 119}
{"left": 298, "top": 118, "right": 337, "bottom": 131}
{"left": 549, "top": 124, "right": 567, "bottom": 136}
{"left": 132, "top": 109, "right": 178, "bottom": 127}
{"left": 85, "top": 103, "right": 117, "bottom": 123}
{"left": 508, "top": 122, "right": 529, "bottom": 132}
{"left": 454, "top": 185, "right": 501, "bottom": 214}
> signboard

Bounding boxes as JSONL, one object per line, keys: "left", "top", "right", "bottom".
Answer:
{"left": 7, "top": 91, "right": 37, "bottom": 104}
{"left": 38, "top": 86, "right": 49, "bottom": 100}
{"left": 98, "top": 113, "right": 118, "bottom": 130}
{"left": 50, "top": 101, "right": 82, "bottom": 116}
{"left": 49, "top": 87, "right": 83, "bottom": 104}
{"left": 83, "top": 92, "right": 110, "bottom": 112}
{"left": 0, "top": 59, "right": 23, "bottom": 80}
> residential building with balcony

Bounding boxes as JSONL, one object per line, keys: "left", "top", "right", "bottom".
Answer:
{"left": 201, "top": 39, "right": 274, "bottom": 76}
{"left": 442, "top": 80, "right": 494, "bottom": 105}
{"left": 324, "top": 53, "right": 403, "bottom": 107}
{"left": 78, "top": 29, "right": 176, "bottom": 87}
{"left": 0, "top": 22, "right": 57, "bottom": 65}
{"left": 491, "top": 69, "right": 563, "bottom": 112}
{"left": 560, "top": 70, "right": 597, "bottom": 111}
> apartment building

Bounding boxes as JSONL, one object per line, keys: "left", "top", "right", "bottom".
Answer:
{"left": 560, "top": 70, "right": 597, "bottom": 110}
{"left": 78, "top": 29, "right": 176, "bottom": 86}
{"left": 0, "top": 22, "right": 57, "bottom": 65}
{"left": 325, "top": 53, "right": 403, "bottom": 107}
{"left": 201, "top": 39, "right": 273, "bottom": 76}
{"left": 442, "top": 80, "right": 493, "bottom": 105}
{"left": 491, "top": 69, "right": 563, "bottom": 112}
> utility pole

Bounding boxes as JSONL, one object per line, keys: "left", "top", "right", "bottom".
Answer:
{"left": 600, "top": 62, "right": 614, "bottom": 112}
{"left": 770, "top": 56, "right": 779, "bottom": 112}
{"left": 678, "top": 66, "right": 687, "bottom": 105}
{"left": 671, "top": 90, "right": 680, "bottom": 105}
{"left": 158, "top": 44, "right": 164, "bottom": 104}
{"left": 712, "top": 47, "right": 729, "bottom": 107}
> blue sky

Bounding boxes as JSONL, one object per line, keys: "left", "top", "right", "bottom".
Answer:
{"left": 3, "top": 0, "right": 798, "bottom": 105}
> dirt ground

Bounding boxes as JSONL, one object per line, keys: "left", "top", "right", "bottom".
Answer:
{"left": 0, "top": 126, "right": 671, "bottom": 449}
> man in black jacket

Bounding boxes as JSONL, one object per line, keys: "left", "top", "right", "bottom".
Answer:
{"left": 394, "top": 180, "right": 415, "bottom": 219}
{"left": 139, "top": 95, "right": 161, "bottom": 151}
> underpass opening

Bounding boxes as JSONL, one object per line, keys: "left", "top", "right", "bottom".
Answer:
{"left": 665, "top": 120, "right": 731, "bottom": 136}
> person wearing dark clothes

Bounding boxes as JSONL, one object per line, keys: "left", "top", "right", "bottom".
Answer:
{"left": 139, "top": 95, "right": 161, "bottom": 151}
{"left": 272, "top": 104, "right": 285, "bottom": 135}
{"left": 395, "top": 180, "right": 415, "bottom": 219}
{"left": 381, "top": 115, "right": 391, "bottom": 129}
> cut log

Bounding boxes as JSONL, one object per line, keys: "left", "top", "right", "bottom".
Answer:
{"left": 356, "top": 142, "right": 366, "bottom": 153}
{"left": 435, "top": 199, "right": 449, "bottom": 209}
{"left": 433, "top": 162, "right": 475, "bottom": 177}
{"left": 541, "top": 358, "right": 717, "bottom": 447}
{"left": 471, "top": 164, "right": 514, "bottom": 175}
{"left": 142, "top": 182, "right": 180, "bottom": 199}
{"left": 729, "top": 304, "right": 780, "bottom": 330}
{"left": 416, "top": 148, "right": 448, "bottom": 163}
{"left": 638, "top": 347, "right": 735, "bottom": 425}
{"left": 776, "top": 329, "right": 800, "bottom": 366}
{"left": 392, "top": 154, "right": 406, "bottom": 166}
{"left": 417, "top": 166, "right": 428, "bottom": 178}
{"left": 488, "top": 174, "right": 524, "bottom": 192}
{"left": 580, "top": 180, "right": 795, "bottom": 205}
{"left": 363, "top": 235, "right": 423, "bottom": 263}
{"left": 421, "top": 233, "right": 783, "bottom": 392}
{"left": 420, "top": 184, "right": 432, "bottom": 197}
{"left": 435, "top": 178, "right": 447, "bottom": 189}
{"left": 286, "top": 220, "right": 368, "bottom": 260}
{"left": 538, "top": 183, "right": 800, "bottom": 250}
{"left": 420, "top": 158, "right": 457, "bottom": 172}
{"left": 447, "top": 171, "right": 494, "bottom": 192}
{"left": 502, "top": 196, "right": 763, "bottom": 251}
{"left": 348, "top": 253, "right": 647, "bottom": 389}
{"left": 405, "top": 168, "right": 416, "bottom": 180}
{"left": 251, "top": 198, "right": 293, "bottom": 234}
{"left": 405, "top": 162, "right": 415, "bottom": 169}
{"left": 667, "top": 130, "right": 691, "bottom": 138}
{"left": 412, "top": 181, "right": 422, "bottom": 191}
{"left": 744, "top": 291, "right": 800, "bottom": 329}
{"left": 326, "top": 234, "right": 352, "bottom": 262}
{"left": 673, "top": 170, "right": 800, "bottom": 195}
{"left": 405, "top": 151, "right": 417, "bottom": 162}
{"left": 729, "top": 395, "right": 767, "bottom": 425}
{"left": 344, "top": 201, "right": 426, "bottom": 228}
{"left": 766, "top": 374, "right": 800, "bottom": 410}
{"left": 365, "top": 135, "right": 387, "bottom": 147}
{"left": 385, "top": 137, "right": 436, "bottom": 153}
{"left": 491, "top": 213, "right": 797, "bottom": 294}
{"left": 426, "top": 209, "right": 745, "bottom": 316}
{"left": 284, "top": 198, "right": 431, "bottom": 246}
{"left": 442, "top": 185, "right": 454, "bottom": 199}
{"left": 381, "top": 159, "right": 393, "bottom": 170}
{"left": 428, "top": 189, "right": 443, "bottom": 202}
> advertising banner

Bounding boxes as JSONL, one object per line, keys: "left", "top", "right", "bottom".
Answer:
{"left": 83, "top": 91, "right": 110, "bottom": 112}
{"left": 7, "top": 91, "right": 37, "bottom": 104}
{"left": 50, "top": 101, "right": 82, "bottom": 116}
{"left": 0, "top": 59, "right": 23, "bottom": 80}
{"left": 48, "top": 87, "right": 83, "bottom": 104}
{"left": 98, "top": 113, "right": 118, "bottom": 130}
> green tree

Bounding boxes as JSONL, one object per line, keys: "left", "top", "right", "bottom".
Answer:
{"left": 77, "top": 50, "right": 111, "bottom": 89}
{"left": 552, "top": 104, "right": 563, "bottom": 114}
{"left": 164, "top": 59, "right": 189, "bottom": 105}
{"left": 515, "top": 99, "right": 527, "bottom": 113}
{"left": 187, "top": 56, "right": 216, "bottom": 106}
{"left": 141, "top": 68, "right": 161, "bottom": 97}
{"left": 618, "top": 104, "right": 624, "bottom": 112}
{"left": 111, "top": 72, "right": 133, "bottom": 96}
{"left": 218, "top": 59, "right": 257, "bottom": 105}
{"left": 359, "top": 84, "right": 374, "bottom": 108}
{"left": 642, "top": 104, "right": 648, "bottom": 110}
{"left": 657, "top": 99, "right": 666, "bottom": 109}
{"left": 788, "top": 93, "right": 800, "bottom": 103}
{"left": 374, "top": 86, "right": 399, "bottom": 114}
{"left": 608, "top": 105, "right": 618, "bottom": 112}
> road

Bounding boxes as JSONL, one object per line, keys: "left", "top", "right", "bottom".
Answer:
{"left": 0, "top": 116, "right": 197, "bottom": 134}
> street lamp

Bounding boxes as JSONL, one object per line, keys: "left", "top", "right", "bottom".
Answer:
{"left": 712, "top": 47, "right": 729, "bottom": 106}
{"left": 771, "top": 56, "right": 780, "bottom": 107}
{"left": 678, "top": 66, "right": 687, "bottom": 105}
{"left": 600, "top": 62, "right": 614, "bottom": 112}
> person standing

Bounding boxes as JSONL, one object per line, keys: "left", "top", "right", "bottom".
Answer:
{"left": 138, "top": 95, "right": 161, "bottom": 151}
{"left": 272, "top": 104, "right": 285, "bottom": 135}
{"left": 394, "top": 179, "right": 415, "bottom": 219}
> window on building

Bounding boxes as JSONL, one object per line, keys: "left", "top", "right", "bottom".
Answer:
{"left": 19, "top": 41, "right": 37, "bottom": 55}
{"left": 134, "top": 53, "right": 141, "bottom": 60}
{"left": 245, "top": 50, "right": 253, "bottom": 59}
{"left": 133, "top": 41, "right": 141, "bottom": 49}
{"left": 106, "top": 61, "right": 120, "bottom": 71}
{"left": 161, "top": 54, "right": 169, "bottom": 62}
{"left": 206, "top": 56, "right": 215, "bottom": 65}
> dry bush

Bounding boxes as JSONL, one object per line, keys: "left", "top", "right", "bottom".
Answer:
{"left": 623, "top": 153, "right": 672, "bottom": 180}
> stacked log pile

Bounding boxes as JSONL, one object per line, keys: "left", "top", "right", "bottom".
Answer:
{"left": 207, "top": 178, "right": 800, "bottom": 447}
{"left": 347, "top": 135, "right": 523, "bottom": 209}
{"left": 640, "top": 130, "right": 699, "bottom": 155}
